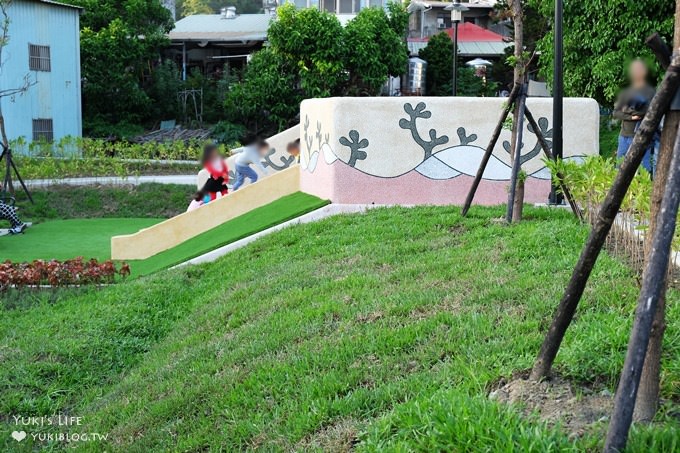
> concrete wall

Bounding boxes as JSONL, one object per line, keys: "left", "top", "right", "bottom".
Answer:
{"left": 112, "top": 165, "right": 300, "bottom": 260}
{"left": 299, "top": 96, "right": 599, "bottom": 205}
{"left": 2, "top": 0, "right": 82, "bottom": 144}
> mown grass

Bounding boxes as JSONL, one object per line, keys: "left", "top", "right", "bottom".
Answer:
{"left": 0, "top": 206, "right": 677, "bottom": 452}
{"left": 11, "top": 183, "right": 195, "bottom": 222}
{"left": 0, "top": 218, "right": 161, "bottom": 262}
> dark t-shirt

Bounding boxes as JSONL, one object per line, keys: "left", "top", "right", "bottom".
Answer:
{"left": 613, "top": 84, "right": 656, "bottom": 137}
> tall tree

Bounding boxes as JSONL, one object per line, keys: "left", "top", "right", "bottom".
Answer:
{"left": 344, "top": 7, "right": 408, "bottom": 95}
{"left": 528, "top": 0, "right": 674, "bottom": 105}
{"left": 267, "top": 4, "right": 346, "bottom": 98}
{"left": 63, "top": 0, "right": 174, "bottom": 137}
{"left": 634, "top": 0, "right": 680, "bottom": 423}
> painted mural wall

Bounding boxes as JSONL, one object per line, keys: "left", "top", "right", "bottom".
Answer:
{"left": 299, "top": 97, "right": 599, "bottom": 205}
{"left": 1, "top": 0, "right": 82, "bottom": 144}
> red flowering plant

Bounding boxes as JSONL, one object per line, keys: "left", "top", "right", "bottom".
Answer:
{"left": 0, "top": 258, "right": 130, "bottom": 291}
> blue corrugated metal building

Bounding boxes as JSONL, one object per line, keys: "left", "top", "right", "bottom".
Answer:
{"left": 1, "top": 0, "right": 82, "bottom": 144}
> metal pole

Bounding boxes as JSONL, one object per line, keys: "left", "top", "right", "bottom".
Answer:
{"left": 452, "top": 21, "right": 459, "bottom": 96}
{"left": 182, "top": 41, "right": 187, "bottom": 82}
{"left": 549, "top": 0, "right": 564, "bottom": 204}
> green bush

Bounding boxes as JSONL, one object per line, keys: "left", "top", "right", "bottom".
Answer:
{"left": 14, "top": 157, "right": 199, "bottom": 181}
{"left": 11, "top": 136, "right": 227, "bottom": 161}
{"left": 211, "top": 121, "right": 246, "bottom": 147}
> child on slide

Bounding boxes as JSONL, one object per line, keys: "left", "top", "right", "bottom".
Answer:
{"left": 187, "top": 144, "right": 229, "bottom": 212}
{"left": 232, "top": 135, "right": 270, "bottom": 191}
{"left": 202, "top": 143, "right": 230, "bottom": 201}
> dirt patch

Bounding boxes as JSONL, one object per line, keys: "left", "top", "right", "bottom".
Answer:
{"left": 490, "top": 377, "right": 613, "bottom": 437}
{"left": 295, "top": 418, "right": 360, "bottom": 452}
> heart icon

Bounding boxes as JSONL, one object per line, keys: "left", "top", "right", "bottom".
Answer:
{"left": 11, "top": 431, "right": 27, "bottom": 442}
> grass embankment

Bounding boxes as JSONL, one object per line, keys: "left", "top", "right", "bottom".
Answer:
{"left": 13, "top": 183, "right": 195, "bottom": 221}
{"left": 128, "top": 192, "right": 329, "bottom": 276}
{"left": 0, "top": 207, "right": 678, "bottom": 452}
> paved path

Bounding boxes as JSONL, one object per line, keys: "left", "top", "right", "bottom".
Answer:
{"left": 24, "top": 175, "right": 197, "bottom": 188}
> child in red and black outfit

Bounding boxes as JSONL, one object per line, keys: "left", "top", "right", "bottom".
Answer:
{"left": 201, "top": 143, "right": 229, "bottom": 202}
{"left": 188, "top": 144, "right": 229, "bottom": 212}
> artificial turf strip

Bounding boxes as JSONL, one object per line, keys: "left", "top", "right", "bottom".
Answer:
{"left": 1, "top": 206, "right": 677, "bottom": 451}
{"left": 127, "top": 192, "right": 329, "bottom": 277}
{"left": 0, "top": 218, "right": 162, "bottom": 262}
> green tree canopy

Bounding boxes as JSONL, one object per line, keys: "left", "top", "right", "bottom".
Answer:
{"left": 64, "top": 0, "right": 174, "bottom": 136}
{"left": 345, "top": 7, "right": 408, "bottom": 95}
{"left": 268, "top": 4, "right": 346, "bottom": 98}
{"left": 529, "top": 0, "right": 674, "bottom": 105}
{"left": 226, "top": 3, "right": 410, "bottom": 135}
{"left": 182, "top": 0, "right": 213, "bottom": 16}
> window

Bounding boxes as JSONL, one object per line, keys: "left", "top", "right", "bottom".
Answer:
{"left": 29, "top": 44, "right": 51, "bottom": 72}
{"left": 322, "top": 0, "right": 336, "bottom": 13}
{"left": 339, "top": 0, "right": 352, "bottom": 13}
{"left": 32, "top": 119, "right": 54, "bottom": 142}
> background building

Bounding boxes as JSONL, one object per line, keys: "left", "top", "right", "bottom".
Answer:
{"left": 167, "top": 9, "right": 271, "bottom": 79}
{"left": 1, "top": 0, "right": 82, "bottom": 144}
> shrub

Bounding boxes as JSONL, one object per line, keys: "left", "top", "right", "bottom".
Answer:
{"left": 11, "top": 137, "right": 227, "bottom": 161}
{"left": 0, "top": 258, "right": 130, "bottom": 290}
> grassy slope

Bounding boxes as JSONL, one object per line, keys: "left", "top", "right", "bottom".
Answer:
{"left": 128, "top": 192, "right": 329, "bottom": 277}
{"left": 0, "top": 218, "right": 161, "bottom": 262}
{"left": 12, "top": 183, "right": 195, "bottom": 222}
{"left": 0, "top": 207, "right": 678, "bottom": 452}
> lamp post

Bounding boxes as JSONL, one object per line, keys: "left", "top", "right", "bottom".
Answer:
{"left": 549, "top": 0, "right": 564, "bottom": 204}
{"left": 445, "top": 2, "right": 468, "bottom": 96}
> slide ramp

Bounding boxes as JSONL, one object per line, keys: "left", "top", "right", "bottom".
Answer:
{"left": 111, "top": 165, "right": 300, "bottom": 260}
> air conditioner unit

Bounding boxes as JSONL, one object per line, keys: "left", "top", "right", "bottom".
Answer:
{"left": 438, "top": 23, "right": 447, "bottom": 29}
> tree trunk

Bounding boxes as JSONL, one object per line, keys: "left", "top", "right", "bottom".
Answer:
{"left": 508, "top": 0, "right": 525, "bottom": 221}
{"left": 462, "top": 84, "right": 520, "bottom": 216}
{"left": 530, "top": 59, "right": 680, "bottom": 381}
{"left": 512, "top": 178, "right": 525, "bottom": 222}
{"left": 634, "top": 1, "right": 680, "bottom": 421}
{"left": 510, "top": 0, "right": 523, "bottom": 87}
{"left": 605, "top": 125, "right": 680, "bottom": 453}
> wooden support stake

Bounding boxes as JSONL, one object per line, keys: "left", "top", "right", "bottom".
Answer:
{"left": 604, "top": 127, "right": 680, "bottom": 453}
{"left": 524, "top": 107, "right": 583, "bottom": 222}
{"left": 461, "top": 83, "right": 520, "bottom": 216}
{"left": 646, "top": 32, "right": 671, "bottom": 70}
{"left": 529, "top": 58, "right": 680, "bottom": 381}
{"left": 506, "top": 84, "right": 527, "bottom": 223}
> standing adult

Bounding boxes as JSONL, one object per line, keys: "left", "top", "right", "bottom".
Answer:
{"left": 613, "top": 59, "right": 656, "bottom": 173}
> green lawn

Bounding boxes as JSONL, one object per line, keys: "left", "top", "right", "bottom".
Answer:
{"left": 128, "top": 192, "right": 329, "bottom": 277}
{"left": 2, "top": 191, "right": 328, "bottom": 279}
{"left": 0, "top": 206, "right": 677, "bottom": 452}
{"left": 0, "top": 218, "right": 161, "bottom": 262}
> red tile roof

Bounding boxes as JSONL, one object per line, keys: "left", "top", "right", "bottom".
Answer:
{"left": 409, "top": 23, "right": 506, "bottom": 43}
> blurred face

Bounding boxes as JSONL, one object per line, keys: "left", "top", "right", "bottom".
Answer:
{"left": 629, "top": 60, "right": 648, "bottom": 85}
{"left": 287, "top": 145, "right": 300, "bottom": 157}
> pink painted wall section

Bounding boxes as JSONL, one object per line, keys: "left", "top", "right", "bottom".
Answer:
{"left": 298, "top": 97, "right": 599, "bottom": 206}
{"left": 300, "top": 157, "right": 552, "bottom": 205}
